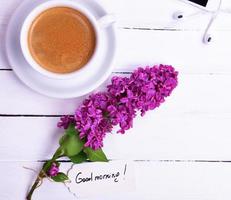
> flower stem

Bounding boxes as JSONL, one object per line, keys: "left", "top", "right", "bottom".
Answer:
{"left": 26, "top": 175, "right": 42, "bottom": 200}
{"left": 26, "top": 147, "right": 64, "bottom": 200}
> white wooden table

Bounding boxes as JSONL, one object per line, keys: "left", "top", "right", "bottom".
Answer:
{"left": 1, "top": 0, "right": 231, "bottom": 199}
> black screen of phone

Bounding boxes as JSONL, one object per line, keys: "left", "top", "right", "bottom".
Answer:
{"left": 188, "top": 0, "right": 208, "bottom": 7}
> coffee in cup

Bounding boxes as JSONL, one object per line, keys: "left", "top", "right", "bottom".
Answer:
{"left": 21, "top": 0, "right": 116, "bottom": 80}
{"left": 28, "top": 7, "right": 96, "bottom": 74}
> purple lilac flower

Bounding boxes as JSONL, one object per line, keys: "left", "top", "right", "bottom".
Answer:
{"left": 75, "top": 93, "right": 113, "bottom": 150}
{"left": 48, "top": 163, "right": 59, "bottom": 177}
{"left": 57, "top": 115, "right": 75, "bottom": 129}
{"left": 58, "top": 65, "right": 178, "bottom": 150}
{"left": 128, "top": 64, "right": 178, "bottom": 116}
{"left": 107, "top": 76, "right": 136, "bottom": 134}
{"left": 107, "top": 65, "right": 178, "bottom": 133}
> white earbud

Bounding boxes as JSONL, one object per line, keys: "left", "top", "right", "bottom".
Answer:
{"left": 203, "top": 34, "right": 212, "bottom": 44}
{"left": 202, "top": 2, "right": 222, "bottom": 45}
{"left": 173, "top": 11, "right": 184, "bottom": 20}
{"left": 172, "top": 11, "right": 201, "bottom": 21}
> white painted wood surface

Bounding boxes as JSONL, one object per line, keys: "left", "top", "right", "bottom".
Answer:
{"left": 1, "top": 0, "right": 231, "bottom": 199}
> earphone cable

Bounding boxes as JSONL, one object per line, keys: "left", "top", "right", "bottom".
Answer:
{"left": 203, "top": 0, "right": 222, "bottom": 40}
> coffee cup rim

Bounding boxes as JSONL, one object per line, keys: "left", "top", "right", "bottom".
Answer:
{"left": 20, "top": 0, "right": 102, "bottom": 80}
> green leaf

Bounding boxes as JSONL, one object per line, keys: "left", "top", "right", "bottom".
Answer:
{"left": 69, "top": 151, "right": 88, "bottom": 164}
{"left": 59, "top": 124, "right": 77, "bottom": 146}
{"left": 42, "top": 161, "right": 52, "bottom": 177}
{"left": 53, "top": 146, "right": 65, "bottom": 159}
{"left": 51, "top": 173, "right": 69, "bottom": 182}
{"left": 65, "top": 124, "right": 78, "bottom": 136}
{"left": 63, "top": 135, "right": 84, "bottom": 157}
{"left": 59, "top": 124, "right": 84, "bottom": 157}
{"left": 84, "top": 148, "right": 108, "bottom": 162}
{"left": 59, "top": 134, "right": 68, "bottom": 146}
{"left": 43, "top": 161, "right": 52, "bottom": 170}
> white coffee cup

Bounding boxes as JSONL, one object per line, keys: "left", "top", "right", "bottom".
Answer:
{"left": 20, "top": 0, "right": 115, "bottom": 79}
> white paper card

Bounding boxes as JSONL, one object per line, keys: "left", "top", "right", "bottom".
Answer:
{"left": 66, "top": 161, "right": 136, "bottom": 198}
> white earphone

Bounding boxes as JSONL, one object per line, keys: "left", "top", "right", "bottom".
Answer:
{"left": 173, "top": 11, "right": 201, "bottom": 20}
{"left": 173, "top": 11, "right": 184, "bottom": 19}
{"left": 173, "top": 0, "right": 223, "bottom": 44}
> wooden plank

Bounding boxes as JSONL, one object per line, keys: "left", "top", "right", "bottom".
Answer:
{"left": 1, "top": 0, "right": 231, "bottom": 29}
{"left": 0, "top": 72, "right": 230, "bottom": 115}
{"left": 99, "top": 0, "right": 231, "bottom": 30}
{"left": 1, "top": 112, "right": 231, "bottom": 161}
{"left": 114, "top": 29, "right": 231, "bottom": 74}
{"left": 2, "top": 28, "right": 231, "bottom": 71}
{"left": 0, "top": 71, "right": 82, "bottom": 115}
{"left": 1, "top": 1, "right": 231, "bottom": 70}
{"left": 1, "top": 161, "right": 231, "bottom": 199}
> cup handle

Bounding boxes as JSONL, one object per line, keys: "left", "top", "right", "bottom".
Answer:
{"left": 98, "top": 14, "right": 116, "bottom": 28}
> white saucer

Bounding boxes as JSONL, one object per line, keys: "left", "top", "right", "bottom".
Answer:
{"left": 5, "top": 0, "right": 116, "bottom": 99}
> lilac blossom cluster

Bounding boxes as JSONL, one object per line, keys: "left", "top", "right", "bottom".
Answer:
{"left": 48, "top": 163, "right": 59, "bottom": 177}
{"left": 58, "top": 65, "right": 178, "bottom": 150}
